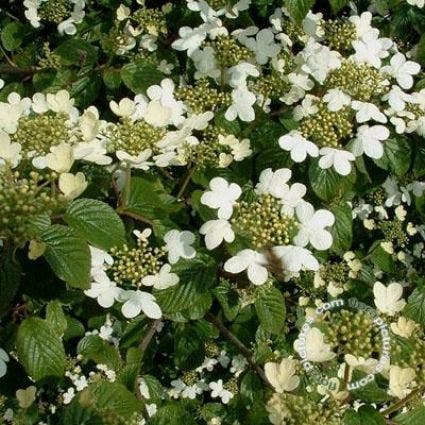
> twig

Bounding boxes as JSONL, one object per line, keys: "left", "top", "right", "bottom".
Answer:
{"left": 117, "top": 208, "right": 154, "bottom": 226}
{"left": 0, "top": 47, "right": 18, "bottom": 68}
{"left": 205, "top": 312, "right": 272, "bottom": 388}
{"left": 176, "top": 164, "right": 196, "bottom": 199}
{"left": 382, "top": 387, "right": 423, "bottom": 416}
{"left": 138, "top": 319, "right": 161, "bottom": 355}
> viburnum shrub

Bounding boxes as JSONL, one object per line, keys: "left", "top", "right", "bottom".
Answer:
{"left": 1, "top": 0, "right": 425, "bottom": 423}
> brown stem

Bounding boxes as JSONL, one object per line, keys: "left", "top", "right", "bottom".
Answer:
{"left": 382, "top": 387, "right": 423, "bottom": 416}
{"left": 117, "top": 208, "right": 154, "bottom": 227}
{"left": 176, "top": 164, "right": 196, "bottom": 199}
{"left": 205, "top": 312, "right": 272, "bottom": 388}
{"left": 0, "top": 65, "right": 39, "bottom": 75}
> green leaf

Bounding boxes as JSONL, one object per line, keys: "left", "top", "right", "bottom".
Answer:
{"left": 309, "top": 160, "right": 356, "bottom": 201}
{"left": 150, "top": 402, "right": 198, "bottom": 425}
{"left": 413, "top": 145, "right": 425, "bottom": 178}
{"left": 368, "top": 241, "right": 395, "bottom": 273}
{"left": 55, "top": 39, "right": 98, "bottom": 67}
{"left": 349, "top": 371, "right": 389, "bottom": 404}
{"left": 373, "top": 137, "right": 411, "bottom": 176}
{"left": 121, "top": 61, "right": 163, "bottom": 93}
{"left": 403, "top": 287, "right": 425, "bottom": 326}
{"left": 213, "top": 279, "right": 240, "bottom": 321}
{"left": 80, "top": 381, "right": 140, "bottom": 420}
{"left": 254, "top": 286, "right": 286, "bottom": 334}
{"left": 1, "top": 22, "right": 26, "bottom": 51}
{"left": 174, "top": 325, "right": 205, "bottom": 369}
{"left": 394, "top": 406, "right": 425, "bottom": 425}
{"left": 46, "top": 301, "right": 68, "bottom": 337}
{"left": 103, "top": 68, "right": 121, "bottom": 91}
{"left": 154, "top": 255, "right": 216, "bottom": 314}
{"left": 329, "top": 0, "right": 350, "bottom": 13}
{"left": 77, "top": 335, "right": 122, "bottom": 370}
{"left": 65, "top": 198, "right": 126, "bottom": 250}
{"left": 344, "top": 406, "right": 386, "bottom": 424}
{"left": 284, "top": 0, "right": 316, "bottom": 23}
{"left": 41, "top": 225, "right": 91, "bottom": 289}
{"left": 16, "top": 317, "right": 66, "bottom": 381}
{"left": 329, "top": 202, "right": 353, "bottom": 253}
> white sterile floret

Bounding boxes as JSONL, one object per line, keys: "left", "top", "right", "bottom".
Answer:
{"left": 318, "top": 148, "right": 355, "bottom": 176}
{"left": 323, "top": 89, "right": 351, "bottom": 112}
{"left": 407, "top": 0, "right": 425, "bottom": 7}
{"left": 225, "top": 87, "right": 257, "bottom": 122}
{"left": 381, "top": 53, "right": 421, "bottom": 89}
{"left": 201, "top": 177, "right": 242, "bottom": 219}
{"left": 209, "top": 379, "right": 234, "bottom": 404}
{"left": 294, "top": 327, "right": 336, "bottom": 362}
{"left": 293, "top": 95, "right": 319, "bottom": 121}
{"left": 278, "top": 131, "right": 319, "bottom": 162}
{"left": 294, "top": 202, "right": 335, "bottom": 250}
{"left": 84, "top": 276, "right": 122, "bottom": 309}
{"left": 0, "top": 348, "right": 9, "bottom": 379}
{"left": 172, "top": 25, "right": 209, "bottom": 56}
{"left": 272, "top": 245, "right": 319, "bottom": 272}
{"left": 141, "top": 264, "right": 179, "bottom": 290}
{"left": 351, "top": 124, "right": 390, "bottom": 159}
{"left": 223, "top": 249, "right": 268, "bottom": 285}
{"left": 58, "top": 172, "right": 88, "bottom": 200}
{"left": 192, "top": 46, "right": 221, "bottom": 80}
{"left": 351, "top": 101, "right": 387, "bottom": 123}
{"left": 349, "top": 11, "right": 377, "bottom": 40}
{"left": 199, "top": 219, "right": 235, "bottom": 250}
{"left": 279, "top": 184, "right": 307, "bottom": 217}
{"left": 226, "top": 62, "right": 260, "bottom": 88}
{"left": 352, "top": 32, "right": 392, "bottom": 68}
{"left": 388, "top": 366, "right": 416, "bottom": 399}
{"left": 118, "top": 290, "right": 162, "bottom": 319}
{"left": 373, "top": 282, "right": 406, "bottom": 316}
{"left": 0, "top": 131, "right": 21, "bottom": 168}
{"left": 163, "top": 230, "right": 196, "bottom": 264}
{"left": 264, "top": 358, "right": 300, "bottom": 393}
{"left": 255, "top": 168, "right": 292, "bottom": 198}
{"left": 116, "top": 149, "right": 153, "bottom": 170}
{"left": 384, "top": 86, "right": 414, "bottom": 112}
{"left": 241, "top": 28, "right": 280, "bottom": 65}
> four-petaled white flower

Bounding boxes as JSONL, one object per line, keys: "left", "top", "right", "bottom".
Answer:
{"left": 199, "top": 219, "right": 235, "bottom": 250}
{"left": 352, "top": 32, "right": 392, "bottom": 68}
{"left": 225, "top": 88, "right": 257, "bottom": 122}
{"left": 164, "top": 230, "right": 196, "bottom": 264}
{"left": 294, "top": 202, "right": 335, "bottom": 250}
{"left": 201, "top": 177, "right": 242, "bottom": 219}
{"left": 278, "top": 131, "right": 319, "bottom": 163}
{"left": 264, "top": 358, "right": 300, "bottom": 393}
{"left": 373, "top": 282, "right": 406, "bottom": 316}
{"left": 351, "top": 101, "right": 387, "bottom": 124}
{"left": 272, "top": 245, "right": 319, "bottom": 272}
{"left": 58, "top": 172, "right": 88, "bottom": 200}
{"left": 388, "top": 365, "right": 416, "bottom": 399}
{"left": 381, "top": 53, "right": 420, "bottom": 90}
{"left": 255, "top": 168, "right": 291, "bottom": 198}
{"left": 141, "top": 264, "right": 179, "bottom": 290}
{"left": 209, "top": 379, "right": 234, "bottom": 404}
{"left": 242, "top": 28, "right": 280, "bottom": 65}
{"left": 224, "top": 249, "right": 268, "bottom": 285}
{"left": 0, "top": 131, "right": 21, "bottom": 168}
{"left": 351, "top": 124, "right": 390, "bottom": 159}
{"left": 294, "top": 327, "right": 336, "bottom": 362}
{"left": 319, "top": 148, "right": 356, "bottom": 176}
{"left": 118, "top": 290, "right": 162, "bottom": 319}
{"left": 323, "top": 88, "right": 351, "bottom": 112}
{"left": 84, "top": 276, "right": 123, "bottom": 308}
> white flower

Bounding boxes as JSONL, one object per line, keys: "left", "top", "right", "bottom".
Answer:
{"left": 264, "top": 358, "right": 300, "bottom": 393}
{"left": 84, "top": 276, "right": 122, "bottom": 308}
{"left": 293, "top": 95, "right": 319, "bottom": 121}
{"left": 318, "top": 148, "right": 355, "bottom": 176}
{"left": 199, "top": 219, "right": 235, "bottom": 250}
{"left": 164, "top": 230, "right": 196, "bottom": 264}
{"left": 58, "top": 172, "right": 88, "bottom": 200}
{"left": 0, "top": 348, "right": 9, "bottom": 378}
{"left": 242, "top": 28, "right": 280, "bottom": 65}
{"left": 16, "top": 386, "right": 37, "bottom": 409}
{"left": 279, "top": 184, "right": 307, "bottom": 217}
{"left": 351, "top": 124, "right": 390, "bottom": 159}
{"left": 391, "top": 316, "right": 417, "bottom": 338}
{"left": 373, "top": 282, "right": 406, "bottom": 316}
{"left": 349, "top": 11, "right": 377, "bottom": 40}
{"left": 352, "top": 32, "right": 392, "bottom": 68}
{"left": 384, "top": 86, "right": 413, "bottom": 112}
{"left": 118, "top": 290, "right": 162, "bottom": 319}
{"left": 116, "top": 149, "right": 153, "bottom": 170}
{"left": 381, "top": 53, "right": 420, "bottom": 89}
{"left": 226, "top": 62, "right": 259, "bottom": 88}
{"left": 223, "top": 249, "right": 268, "bottom": 285}
{"left": 157, "top": 59, "right": 174, "bottom": 75}
{"left": 294, "top": 327, "right": 336, "bottom": 362}
{"left": 278, "top": 131, "right": 319, "bottom": 162}
{"left": 192, "top": 46, "right": 221, "bottom": 80}
{"left": 172, "top": 25, "right": 208, "bottom": 56}
{"left": 201, "top": 177, "right": 242, "bottom": 219}
{"left": 294, "top": 203, "right": 335, "bottom": 250}
{"left": 73, "top": 139, "right": 112, "bottom": 166}
{"left": 63, "top": 387, "right": 75, "bottom": 405}
{"left": 272, "top": 245, "right": 319, "bottom": 272}
{"left": 255, "top": 168, "right": 292, "bottom": 198}
{"left": 225, "top": 88, "right": 257, "bottom": 122}
{"left": 209, "top": 379, "right": 234, "bottom": 404}
{"left": 407, "top": 0, "right": 425, "bottom": 7}
{"left": 218, "top": 134, "right": 252, "bottom": 161}
{"left": 351, "top": 101, "right": 387, "bottom": 124}
{"left": 141, "top": 264, "right": 179, "bottom": 290}
{"left": 0, "top": 131, "right": 21, "bottom": 168}
{"left": 323, "top": 89, "right": 351, "bottom": 112}
{"left": 40, "top": 142, "right": 74, "bottom": 173}
{"left": 110, "top": 98, "right": 136, "bottom": 118}
{"left": 388, "top": 366, "right": 416, "bottom": 399}
{"left": 299, "top": 41, "right": 341, "bottom": 84}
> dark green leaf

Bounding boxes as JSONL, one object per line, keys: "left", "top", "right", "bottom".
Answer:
{"left": 329, "top": 202, "right": 353, "bottom": 253}
{"left": 284, "top": 0, "right": 316, "bottom": 23}
{"left": 403, "top": 287, "right": 425, "bottom": 326}
{"left": 374, "top": 137, "right": 411, "bottom": 176}
{"left": 121, "top": 62, "right": 163, "bottom": 93}
{"left": 254, "top": 285, "right": 286, "bottom": 334}
{"left": 1, "top": 22, "right": 26, "bottom": 51}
